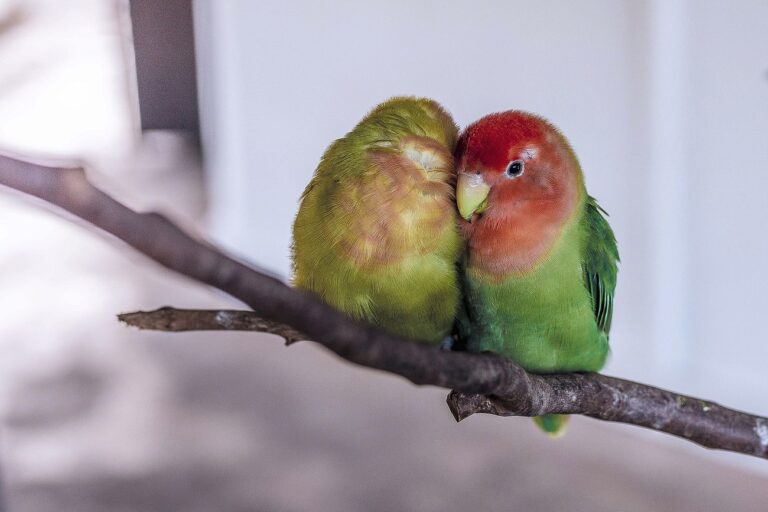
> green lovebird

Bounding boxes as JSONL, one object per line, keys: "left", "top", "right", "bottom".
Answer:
{"left": 454, "top": 111, "right": 619, "bottom": 435}
{"left": 292, "top": 97, "right": 462, "bottom": 344}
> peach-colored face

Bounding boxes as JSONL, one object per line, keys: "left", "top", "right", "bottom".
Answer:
{"left": 455, "top": 112, "right": 581, "bottom": 278}
{"left": 336, "top": 135, "right": 456, "bottom": 270}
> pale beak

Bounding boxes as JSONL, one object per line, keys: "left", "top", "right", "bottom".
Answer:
{"left": 456, "top": 172, "right": 491, "bottom": 221}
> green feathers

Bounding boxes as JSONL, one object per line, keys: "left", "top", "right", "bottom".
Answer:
{"left": 454, "top": 110, "right": 619, "bottom": 436}
{"left": 292, "top": 97, "right": 462, "bottom": 343}
{"left": 533, "top": 414, "right": 570, "bottom": 437}
{"left": 292, "top": 101, "right": 619, "bottom": 438}
{"left": 461, "top": 193, "right": 618, "bottom": 435}
{"left": 461, "top": 198, "right": 616, "bottom": 373}
{"left": 583, "top": 196, "right": 620, "bottom": 336}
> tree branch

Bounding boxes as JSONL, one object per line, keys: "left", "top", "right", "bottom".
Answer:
{"left": 1, "top": 154, "right": 766, "bottom": 460}
{"left": 118, "top": 307, "right": 305, "bottom": 344}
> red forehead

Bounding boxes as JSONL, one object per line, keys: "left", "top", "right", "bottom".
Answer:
{"left": 457, "top": 111, "right": 552, "bottom": 169}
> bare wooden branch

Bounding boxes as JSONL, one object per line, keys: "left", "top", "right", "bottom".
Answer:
{"left": 1, "top": 153, "right": 767, "bottom": 460}
{"left": 448, "top": 382, "right": 768, "bottom": 458}
{"left": 118, "top": 307, "right": 306, "bottom": 344}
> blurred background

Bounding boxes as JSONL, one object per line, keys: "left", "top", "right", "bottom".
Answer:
{"left": 0, "top": 0, "right": 767, "bottom": 510}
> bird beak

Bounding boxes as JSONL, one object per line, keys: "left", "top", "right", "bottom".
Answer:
{"left": 456, "top": 172, "right": 490, "bottom": 221}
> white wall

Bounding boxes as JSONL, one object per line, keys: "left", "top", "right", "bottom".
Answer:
{"left": 686, "top": 0, "right": 768, "bottom": 408}
{"left": 194, "top": 0, "right": 768, "bottom": 467}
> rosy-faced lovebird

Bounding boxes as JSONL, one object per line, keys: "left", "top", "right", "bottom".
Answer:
{"left": 292, "top": 97, "right": 462, "bottom": 344}
{"left": 454, "top": 111, "right": 619, "bottom": 435}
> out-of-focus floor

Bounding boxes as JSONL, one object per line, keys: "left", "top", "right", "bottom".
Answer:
{"left": 1, "top": 135, "right": 768, "bottom": 512}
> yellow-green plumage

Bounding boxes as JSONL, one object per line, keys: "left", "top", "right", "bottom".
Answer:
{"left": 292, "top": 97, "right": 462, "bottom": 343}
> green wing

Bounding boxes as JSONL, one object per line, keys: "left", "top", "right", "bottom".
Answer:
{"left": 582, "top": 196, "right": 619, "bottom": 336}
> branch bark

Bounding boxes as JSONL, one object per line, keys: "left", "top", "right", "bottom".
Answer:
{"left": 118, "top": 307, "right": 305, "bottom": 344}
{"left": 1, "top": 154, "right": 767, "bottom": 460}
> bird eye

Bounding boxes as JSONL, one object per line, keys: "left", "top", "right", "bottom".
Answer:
{"left": 505, "top": 160, "right": 524, "bottom": 178}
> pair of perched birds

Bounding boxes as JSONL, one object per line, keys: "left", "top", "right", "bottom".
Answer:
{"left": 292, "top": 97, "right": 618, "bottom": 435}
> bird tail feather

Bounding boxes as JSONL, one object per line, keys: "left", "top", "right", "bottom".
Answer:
{"left": 533, "top": 414, "right": 569, "bottom": 437}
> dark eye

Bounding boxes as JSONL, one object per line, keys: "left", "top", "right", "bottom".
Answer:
{"left": 505, "top": 160, "right": 524, "bottom": 178}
